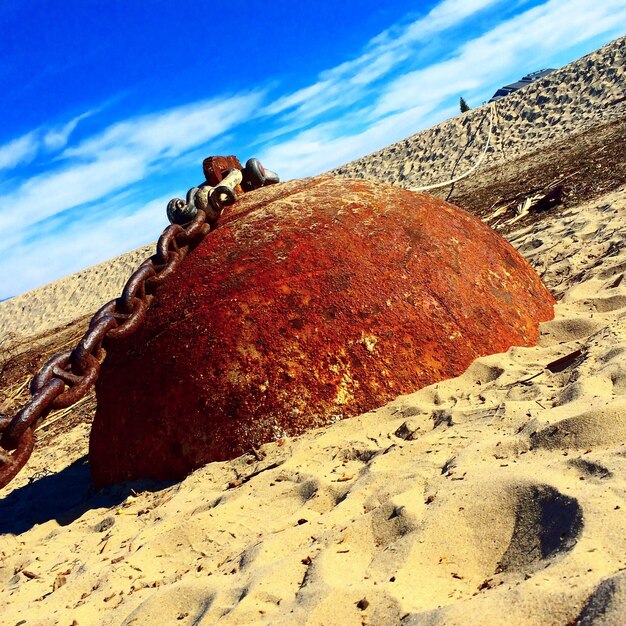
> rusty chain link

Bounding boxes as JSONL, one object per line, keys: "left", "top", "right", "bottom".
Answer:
{"left": 0, "top": 208, "right": 213, "bottom": 488}
{"left": 0, "top": 157, "right": 279, "bottom": 490}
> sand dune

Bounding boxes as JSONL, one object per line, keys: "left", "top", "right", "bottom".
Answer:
{"left": 0, "top": 244, "right": 154, "bottom": 353}
{"left": 331, "top": 36, "right": 625, "bottom": 191}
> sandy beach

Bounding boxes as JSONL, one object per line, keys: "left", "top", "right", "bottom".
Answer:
{"left": 1, "top": 36, "right": 625, "bottom": 626}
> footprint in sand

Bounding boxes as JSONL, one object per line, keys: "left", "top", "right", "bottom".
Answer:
{"left": 495, "top": 483, "right": 583, "bottom": 574}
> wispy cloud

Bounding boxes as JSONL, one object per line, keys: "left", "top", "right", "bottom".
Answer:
{"left": 0, "top": 107, "right": 99, "bottom": 172}
{"left": 0, "top": 194, "right": 172, "bottom": 299}
{"left": 43, "top": 108, "right": 100, "bottom": 151}
{"left": 0, "top": 132, "right": 39, "bottom": 170}
{"left": 262, "top": 0, "right": 506, "bottom": 127}
{"left": 0, "top": 155, "right": 148, "bottom": 239}
{"left": 260, "top": 0, "right": 625, "bottom": 180}
{"left": 64, "top": 93, "right": 264, "bottom": 161}
{"left": 258, "top": 104, "right": 458, "bottom": 180}
{"left": 0, "top": 92, "right": 264, "bottom": 244}
{"left": 376, "top": 0, "right": 512, "bottom": 42}
{"left": 0, "top": 91, "right": 264, "bottom": 298}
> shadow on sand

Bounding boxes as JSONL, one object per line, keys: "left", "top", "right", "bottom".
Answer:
{"left": 0, "top": 456, "right": 175, "bottom": 535}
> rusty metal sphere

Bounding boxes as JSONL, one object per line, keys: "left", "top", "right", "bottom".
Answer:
{"left": 90, "top": 176, "right": 554, "bottom": 487}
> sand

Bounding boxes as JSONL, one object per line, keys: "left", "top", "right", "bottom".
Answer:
{"left": 1, "top": 38, "right": 626, "bottom": 626}
{"left": 2, "top": 186, "right": 626, "bottom": 625}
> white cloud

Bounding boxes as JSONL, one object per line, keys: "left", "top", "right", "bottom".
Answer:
{"left": 373, "top": 0, "right": 626, "bottom": 117}
{"left": 0, "top": 154, "right": 148, "bottom": 241}
{"left": 0, "top": 107, "right": 99, "bottom": 172}
{"left": 0, "top": 194, "right": 172, "bottom": 299}
{"left": 2, "top": 0, "right": 625, "bottom": 298}
{"left": 0, "top": 91, "right": 264, "bottom": 247}
{"left": 0, "top": 132, "right": 39, "bottom": 170}
{"left": 43, "top": 108, "right": 99, "bottom": 151}
{"left": 263, "top": 82, "right": 332, "bottom": 116}
{"left": 258, "top": 104, "right": 458, "bottom": 180}
{"left": 387, "top": 0, "right": 512, "bottom": 43}
{"left": 65, "top": 93, "right": 264, "bottom": 161}
{"left": 262, "top": 0, "right": 506, "bottom": 127}
{"left": 259, "top": 0, "right": 625, "bottom": 182}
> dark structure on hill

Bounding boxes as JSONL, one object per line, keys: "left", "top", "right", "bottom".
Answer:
{"left": 489, "top": 69, "right": 556, "bottom": 102}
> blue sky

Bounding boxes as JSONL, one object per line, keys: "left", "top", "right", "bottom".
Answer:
{"left": 0, "top": 0, "right": 624, "bottom": 300}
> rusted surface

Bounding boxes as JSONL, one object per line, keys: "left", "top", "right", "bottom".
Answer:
{"left": 90, "top": 176, "right": 555, "bottom": 487}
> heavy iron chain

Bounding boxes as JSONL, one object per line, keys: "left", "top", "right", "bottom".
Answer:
{"left": 0, "top": 157, "right": 278, "bottom": 490}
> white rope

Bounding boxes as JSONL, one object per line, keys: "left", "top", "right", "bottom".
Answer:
{"left": 408, "top": 102, "right": 496, "bottom": 193}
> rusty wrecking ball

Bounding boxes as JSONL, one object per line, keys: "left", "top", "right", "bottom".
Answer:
{"left": 90, "top": 176, "right": 554, "bottom": 486}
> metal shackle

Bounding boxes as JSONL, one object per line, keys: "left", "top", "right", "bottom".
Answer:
{"left": 243, "top": 158, "right": 280, "bottom": 190}
{"left": 167, "top": 197, "right": 198, "bottom": 225}
{"left": 209, "top": 168, "right": 242, "bottom": 207}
